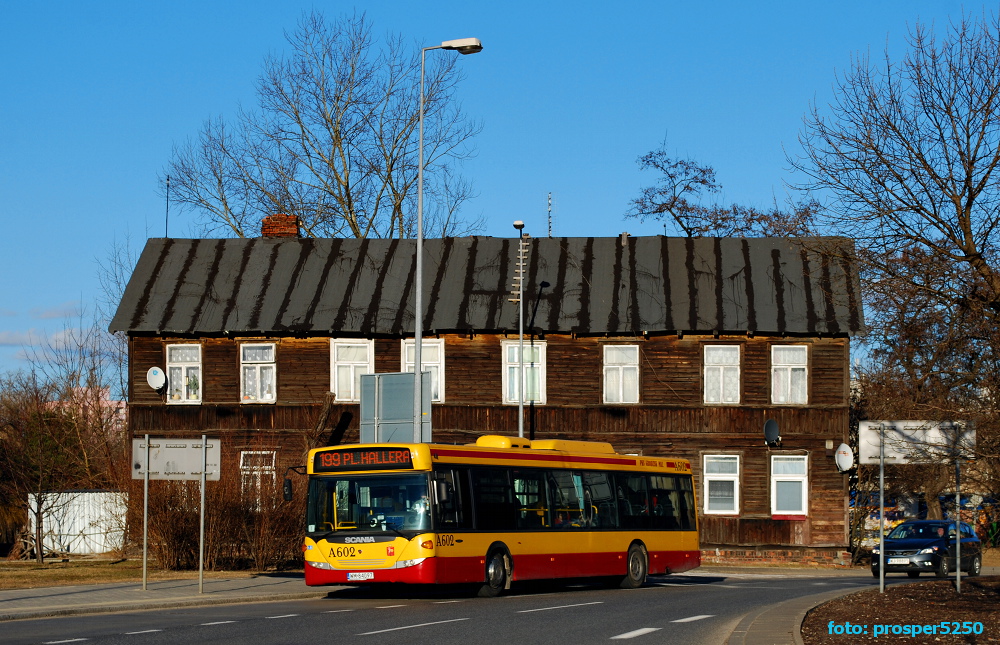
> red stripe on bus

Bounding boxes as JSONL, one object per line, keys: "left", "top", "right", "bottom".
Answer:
{"left": 429, "top": 448, "right": 639, "bottom": 466}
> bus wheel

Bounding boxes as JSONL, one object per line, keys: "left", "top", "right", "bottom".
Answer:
{"left": 478, "top": 548, "right": 510, "bottom": 597}
{"left": 620, "top": 543, "right": 647, "bottom": 589}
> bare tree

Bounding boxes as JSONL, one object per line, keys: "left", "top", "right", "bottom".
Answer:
{"left": 166, "top": 11, "right": 482, "bottom": 239}
{"left": 626, "top": 146, "right": 817, "bottom": 237}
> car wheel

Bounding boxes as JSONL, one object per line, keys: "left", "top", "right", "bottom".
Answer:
{"left": 934, "top": 556, "right": 949, "bottom": 578}
{"left": 478, "top": 548, "right": 510, "bottom": 597}
{"left": 870, "top": 567, "right": 880, "bottom": 578}
{"left": 619, "top": 543, "right": 648, "bottom": 589}
{"left": 906, "top": 571, "right": 920, "bottom": 578}
{"left": 967, "top": 555, "right": 981, "bottom": 577}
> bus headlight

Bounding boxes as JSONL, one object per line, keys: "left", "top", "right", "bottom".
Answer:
{"left": 395, "top": 558, "right": 426, "bottom": 568}
{"left": 308, "top": 560, "right": 334, "bottom": 570}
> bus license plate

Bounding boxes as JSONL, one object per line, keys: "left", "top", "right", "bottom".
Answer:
{"left": 348, "top": 572, "right": 375, "bottom": 581}
{"left": 887, "top": 558, "right": 909, "bottom": 565}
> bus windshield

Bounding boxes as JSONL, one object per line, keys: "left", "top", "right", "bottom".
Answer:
{"left": 307, "top": 474, "right": 431, "bottom": 535}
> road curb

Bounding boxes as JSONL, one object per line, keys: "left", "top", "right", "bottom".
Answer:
{"left": 726, "top": 585, "right": 864, "bottom": 645}
{"left": 0, "top": 591, "right": 331, "bottom": 622}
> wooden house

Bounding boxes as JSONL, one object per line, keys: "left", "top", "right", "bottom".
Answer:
{"left": 110, "top": 217, "right": 864, "bottom": 564}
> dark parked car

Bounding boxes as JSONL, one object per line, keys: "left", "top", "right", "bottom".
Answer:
{"left": 871, "top": 520, "right": 982, "bottom": 578}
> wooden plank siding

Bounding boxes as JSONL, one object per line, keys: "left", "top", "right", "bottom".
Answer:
{"left": 126, "top": 332, "right": 850, "bottom": 549}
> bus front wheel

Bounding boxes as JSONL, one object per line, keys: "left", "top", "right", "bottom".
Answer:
{"left": 620, "top": 543, "right": 647, "bottom": 589}
{"left": 478, "top": 548, "right": 511, "bottom": 597}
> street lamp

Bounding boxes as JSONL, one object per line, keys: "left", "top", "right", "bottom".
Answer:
{"left": 511, "top": 221, "right": 527, "bottom": 438}
{"left": 414, "top": 37, "right": 483, "bottom": 442}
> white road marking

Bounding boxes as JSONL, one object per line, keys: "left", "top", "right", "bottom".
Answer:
{"left": 125, "top": 630, "right": 162, "bottom": 635}
{"left": 433, "top": 600, "right": 465, "bottom": 604}
{"left": 44, "top": 640, "right": 88, "bottom": 644}
{"left": 266, "top": 614, "right": 300, "bottom": 619}
{"left": 611, "top": 627, "right": 662, "bottom": 639}
{"left": 358, "top": 618, "right": 470, "bottom": 635}
{"left": 201, "top": 621, "right": 237, "bottom": 625}
{"left": 377, "top": 604, "right": 407, "bottom": 609}
{"left": 517, "top": 601, "right": 604, "bottom": 613}
{"left": 671, "top": 614, "right": 714, "bottom": 623}
{"left": 324, "top": 609, "right": 355, "bottom": 613}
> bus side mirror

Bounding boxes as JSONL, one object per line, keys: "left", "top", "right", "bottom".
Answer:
{"left": 283, "top": 478, "right": 293, "bottom": 502}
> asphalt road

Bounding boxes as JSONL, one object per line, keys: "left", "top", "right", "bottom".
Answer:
{"left": 4, "top": 570, "right": 878, "bottom": 645}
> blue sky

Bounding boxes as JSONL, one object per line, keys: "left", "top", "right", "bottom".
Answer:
{"left": 0, "top": 0, "right": 978, "bottom": 373}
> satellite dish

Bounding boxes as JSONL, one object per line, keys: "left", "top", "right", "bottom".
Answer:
{"left": 835, "top": 443, "right": 854, "bottom": 473}
{"left": 764, "top": 419, "right": 781, "bottom": 447}
{"left": 146, "top": 367, "right": 166, "bottom": 391}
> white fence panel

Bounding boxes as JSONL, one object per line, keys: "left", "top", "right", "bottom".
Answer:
{"left": 27, "top": 491, "right": 127, "bottom": 554}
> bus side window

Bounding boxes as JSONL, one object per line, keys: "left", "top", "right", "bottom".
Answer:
{"left": 583, "top": 471, "right": 618, "bottom": 528}
{"left": 472, "top": 468, "right": 517, "bottom": 530}
{"left": 548, "top": 470, "right": 582, "bottom": 529}
{"left": 513, "top": 469, "right": 548, "bottom": 529}
{"left": 615, "top": 474, "right": 650, "bottom": 529}
{"left": 433, "top": 468, "right": 472, "bottom": 529}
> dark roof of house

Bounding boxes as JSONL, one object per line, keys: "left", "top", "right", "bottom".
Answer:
{"left": 109, "top": 236, "right": 864, "bottom": 337}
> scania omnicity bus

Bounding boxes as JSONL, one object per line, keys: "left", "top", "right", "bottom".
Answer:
{"left": 301, "top": 435, "right": 700, "bottom": 596}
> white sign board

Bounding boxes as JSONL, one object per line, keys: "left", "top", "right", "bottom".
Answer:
{"left": 132, "top": 438, "right": 220, "bottom": 480}
{"left": 858, "top": 421, "right": 974, "bottom": 465}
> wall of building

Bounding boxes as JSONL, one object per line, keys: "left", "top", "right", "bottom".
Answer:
{"left": 127, "top": 332, "right": 851, "bottom": 553}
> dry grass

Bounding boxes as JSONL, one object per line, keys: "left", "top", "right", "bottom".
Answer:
{"left": 0, "top": 559, "right": 269, "bottom": 590}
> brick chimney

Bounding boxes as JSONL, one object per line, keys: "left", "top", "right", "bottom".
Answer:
{"left": 261, "top": 213, "right": 300, "bottom": 238}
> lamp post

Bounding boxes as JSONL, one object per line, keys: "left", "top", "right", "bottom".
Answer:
{"left": 414, "top": 37, "right": 483, "bottom": 442}
{"left": 512, "top": 221, "right": 526, "bottom": 438}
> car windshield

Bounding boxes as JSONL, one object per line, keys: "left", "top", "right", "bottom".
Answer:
{"left": 307, "top": 473, "right": 430, "bottom": 535}
{"left": 886, "top": 523, "right": 949, "bottom": 540}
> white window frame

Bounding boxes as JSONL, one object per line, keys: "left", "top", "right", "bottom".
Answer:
{"left": 331, "top": 339, "right": 374, "bottom": 402}
{"left": 603, "top": 345, "right": 640, "bottom": 404}
{"left": 703, "top": 454, "right": 740, "bottom": 515}
{"left": 166, "top": 344, "right": 202, "bottom": 404}
{"left": 502, "top": 340, "right": 547, "bottom": 404}
{"left": 240, "top": 450, "right": 276, "bottom": 511}
{"left": 704, "top": 345, "right": 741, "bottom": 404}
{"left": 771, "top": 345, "right": 808, "bottom": 405}
{"left": 770, "top": 454, "right": 809, "bottom": 516}
{"left": 401, "top": 338, "right": 446, "bottom": 403}
{"left": 240, "top": 343, "right": 276, "bottom": 403}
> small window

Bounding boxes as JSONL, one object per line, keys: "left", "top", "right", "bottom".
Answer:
{"left": 401, "top": 339, "right": 445, "bottom": 402}
{"left": 771, "top": 455, "right": 808, "bottom": 516}
{"left": 240, "top": 450, "right": 276, "bottom": 511}
{"left": 241, "top": 343, "right": 276, "bottom": 403}
{"left": 603, "top": 345, "right": 639, "bottom": 404}
{"left": 166, "top": 344, "right": 201, "bottom": 404}
{"left": 502, "top": 340, "right": 546, "bottom": 404}
{"left": 704, "top": 455, "right": 740, "bottom": 514}
{"left": 331, "top": 340, "right": 374, "bottom": 402}
{"left": 772, "top": 345, "right": 808, "bottom": 404}
{"left": 704, "top": 345, "right": 740, "bottom": 404}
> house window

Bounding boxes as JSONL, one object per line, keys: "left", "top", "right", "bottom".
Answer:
{"left": 502, "top": 340, "right": 546, "bottom": 404}
{"left": 771, "top": 455, "right": 808, "bottom": 516}
{"left": 603, "top": 345, "right": 639, "bottom": 404}
{"left": 166, "top": 344, "right": 201, "bottom": 404}
{"left": 772, "top": 345, "right": 808, "bottom": 404}
{"left": 240, "top": 343, "right": 276, "bottom": 403}
{"left": 331, "top": 340, "right": 374, "bottom": 402}
{"left": 703, "top": 455, "right": 740, "bottom": 514}
{"left": 402, "top": 339, "right": 445, "bottom": 402}
{"left": 704, "top": 345, "right": 740, "bottom": 404}
{"left": 240, "top": 450, "right": 276, "bottom": 511}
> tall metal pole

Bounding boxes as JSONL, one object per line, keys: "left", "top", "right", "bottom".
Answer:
{"left": 518, "top": 234, "right": 525, "bottom": 438}
{"left": 142, "top": 434, "right": 149, "bottom": 591}
{"left": 878, "top": 423, "right": 885, "bottom": 594}
{"left": 198, "top": 434, "right": 207, "bottom": 594}
{"left": 413, "top": 46, "right": 429, "bottom": 443}
{"left": 955, "top": 459, "right": 961, "bottom": 593}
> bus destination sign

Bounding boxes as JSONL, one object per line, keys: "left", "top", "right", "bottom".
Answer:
{"left": 314, "top": 448, "right": 414, "bottom": 473}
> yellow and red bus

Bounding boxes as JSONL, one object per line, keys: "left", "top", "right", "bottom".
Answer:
{"left": 302, "top": 435, "right": 699, "bottom": 595}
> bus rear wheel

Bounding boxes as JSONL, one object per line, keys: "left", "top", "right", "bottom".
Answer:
{"left": 478, "top": 548, "right": 510, "bottom": 597}
{"left": 620, "top": 543, "right": 647, "bottom": 589}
